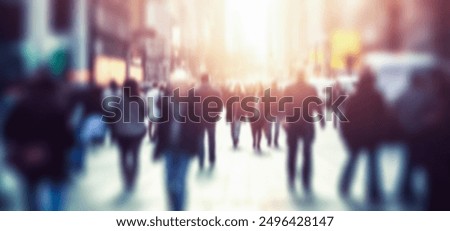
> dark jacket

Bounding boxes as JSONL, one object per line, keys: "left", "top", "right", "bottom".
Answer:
{"left": 283, "top": 81, "right": 323, "bottom": 140}
{"left": 153, "top": 88, "right": 202, "bottom": 159}
{"left": 341, "top": 83, "right": 386, "bottom": 150}
{"left": 4, "top": 87, "right": 74, "bottom": 180}
{"left": 195, "top": 82, "right": 222, "bottom": 125}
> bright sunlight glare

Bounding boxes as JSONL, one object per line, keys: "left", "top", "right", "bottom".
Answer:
{"left": 225, "top": 0, "right": 272, "bottom": 60}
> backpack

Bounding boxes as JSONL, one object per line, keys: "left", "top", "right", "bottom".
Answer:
{"left": 113, "top": 99, "right": 147, "bottom": 138}
{"left": 80, "top": 113, "right": 107, "bottom": 144}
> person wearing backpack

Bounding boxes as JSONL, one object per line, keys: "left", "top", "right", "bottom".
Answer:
{"left": 113, "top": 79, "right": 147, "bottom": 192}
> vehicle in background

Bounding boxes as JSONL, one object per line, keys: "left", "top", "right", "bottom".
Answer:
{"left": 364, "top": 52, "right": 438, "bottom": 105}
{"left": 363, "top": 52, "right": 440, "bottom": 142}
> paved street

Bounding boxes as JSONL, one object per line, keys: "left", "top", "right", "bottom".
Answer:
{"left": 0, "top": 119, "right": 425, "bottom": 211}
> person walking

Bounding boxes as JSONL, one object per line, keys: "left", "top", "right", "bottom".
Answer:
{"left": 5, "top": 72, "right": 74, "bottom": 210}
{"left": 195, "top": 74, "right": 222, "bottom": 169}
{"left": 283, "top": 71, "right": 324, "bottom": 193}
{"left": 154, "top": 77, "right": 202, "bottom": 211}
{"left": 112, "top": 79, "right": 146, "bottom": 192}
{"left": 339, "top": 68, "right": 386, "bottom": 203}
{"left": 226, "top": 83, "right": 245, "bottom": 149}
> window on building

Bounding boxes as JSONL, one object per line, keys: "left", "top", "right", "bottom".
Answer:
{"left": 0, "top": 2, "right": 23, "bottom": 42}
{"left": 52, "top": 0, "right": 73, "bottom": 33}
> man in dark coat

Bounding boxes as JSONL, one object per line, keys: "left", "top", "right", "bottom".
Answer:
{"left": 153, "top": 78, "right": 202, "bottom": 211}
{"left": 194, "top": 73, "right": 222, "bottom": 169}
{"left": 283, "top": 71, "right": 324, "bottom": 193}
{"left": 4, "top": 74, "right": 74, "bottom": 210}
{"left": 339, "top": 68, "right": 386, "bottom": 203}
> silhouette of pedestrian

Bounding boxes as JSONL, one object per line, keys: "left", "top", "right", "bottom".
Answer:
{"left": 284, "top": 71, "right": 324, "bottom": 192}
{"left": 4, "top": 71, "right": 74, "bottom": 210}
{"left": 154, "top": 77, "right": 202, "bottom": 211}
{"left": 250, "top": 84, "right": 266, "bottom": 153}
{"left": 112, "top": 79, "right": 146, "bottom": 192}
{"left": 195, "top": 73, "right": 222, "bottom": 169}
{"left": 227, "top": 83, "right": 245, "bottom": 149}
{"left": 339, "top": 68, "right": 386, "bottom": 203}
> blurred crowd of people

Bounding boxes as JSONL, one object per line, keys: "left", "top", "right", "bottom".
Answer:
{"left": 1, "top": 63, "right": 450, "bottom": 211}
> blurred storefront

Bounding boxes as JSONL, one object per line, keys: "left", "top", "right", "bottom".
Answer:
{"left": 323, "top": 0, "right": 450, "bottom": 74}
{"left": 0, "top": 0, "right": 171, "bottom": 88}
{"left": 89, "top": 0, "right": 130, "bottom": 86}
{"left": 141, "top": 0, "right": 172, "bottom": 83}
{"left": 0, "top": 1, "right": 25, "bottom": 90}
{"left": 0, "top": 0, "right": 76, "bottom": 85}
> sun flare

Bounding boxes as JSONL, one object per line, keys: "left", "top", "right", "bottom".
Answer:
{"left": 225, "top": 0, "right": 272, "bottom": 60}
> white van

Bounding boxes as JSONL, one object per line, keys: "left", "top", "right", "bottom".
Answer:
{"left": 363, "top": 52, "right": 438, "bottom": 105}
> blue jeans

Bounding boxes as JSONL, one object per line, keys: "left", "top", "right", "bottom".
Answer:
{"left": 165, "top": 151, "right": 191, "bottom": 211}
{"left": 71, "top": 144, "right": 86, "bottom": 173}
{"left": 70, "top": 125, "right": 86, "bottom": 173}
{"left": 25, "top": 179, "right": 66, "bottom": 211}
{"left": 339, "top": 147, "right": 380, "bottom": 202}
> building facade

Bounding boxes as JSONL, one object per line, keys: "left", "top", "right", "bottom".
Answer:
{"left": 0, "top": 0, "right": 172, "bottom": 87}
